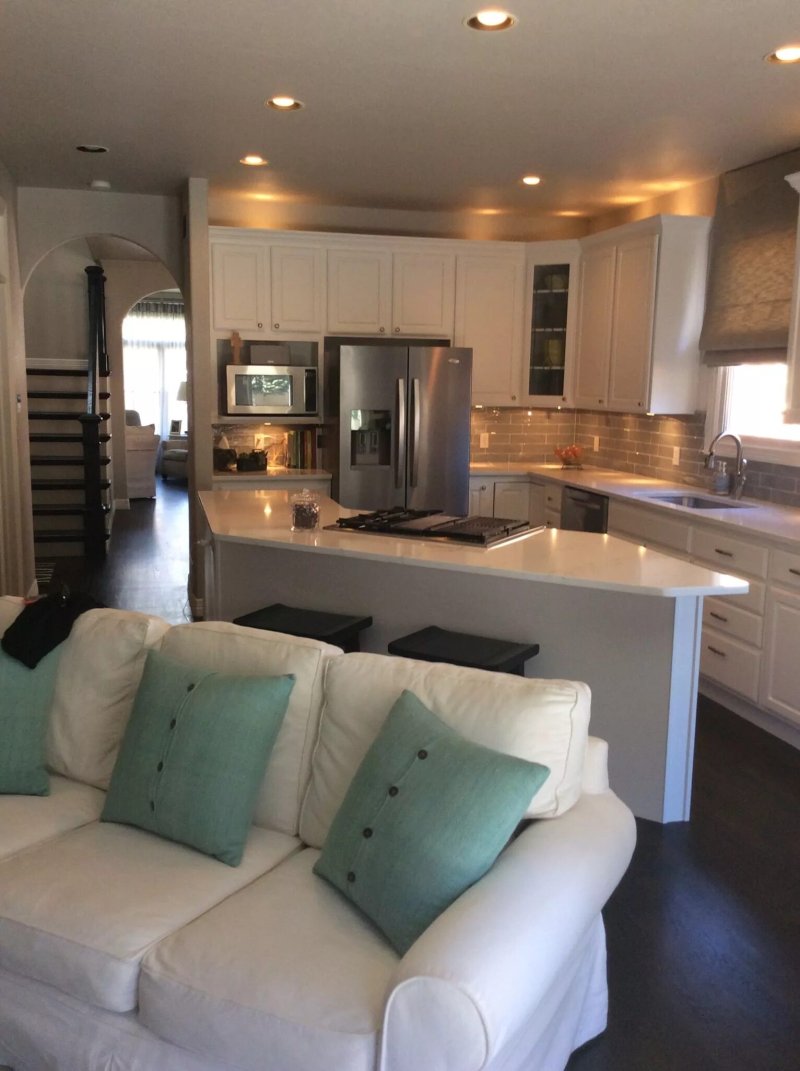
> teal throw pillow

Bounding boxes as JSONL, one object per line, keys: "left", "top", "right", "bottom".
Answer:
{"left": 101, "top": 649, "right": 295, "bottom": 866}
{"left": 0, "top": 644, "right": 62, "bottom": 795}
{"left": 314, "top": 689, "right": 550, "bottom": 955}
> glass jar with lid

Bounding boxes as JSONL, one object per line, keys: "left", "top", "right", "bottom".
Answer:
{"left": 290, "top": 488, "right": 320, "bottom": 531}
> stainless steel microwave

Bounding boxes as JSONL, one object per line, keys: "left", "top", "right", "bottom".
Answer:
{"left": 225, "top": 365, "right": 318, "bottom": 416}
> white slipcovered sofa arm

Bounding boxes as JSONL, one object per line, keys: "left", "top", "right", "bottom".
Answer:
{"left": 380, "top": 790, "right": 636, "bottom": 1071}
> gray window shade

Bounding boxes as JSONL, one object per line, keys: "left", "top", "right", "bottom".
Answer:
{"left": 700, "top": 148, "right": 800, "bottom": 366}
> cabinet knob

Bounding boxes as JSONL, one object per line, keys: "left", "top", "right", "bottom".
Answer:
{"left": 511, "top": 394, "right": 517, "bottom": 401}
{"left": 480, "top": 484, "right": 487, "bottom": 491}
{"left": 257, "top": 322, "right": 263, "bottom": 328}
{"left": 274, "top": 322, "right": 280, "bottom": 329}
{"left": 598, "top": 399, "right": 604, "bottom": 405}
{"left": 379, "top": 327, "right": 385, "bottom": 334}
{"left": 394, "top": 327, "right": 401, "bottom": 334}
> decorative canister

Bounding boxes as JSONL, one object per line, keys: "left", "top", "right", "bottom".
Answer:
{"left": 291, "top": 489, "right": 320, "bottom": 531}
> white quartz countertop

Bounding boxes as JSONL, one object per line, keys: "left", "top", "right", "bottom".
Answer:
{"left": 200, "top": 489, "right": 747, "bottom": 598}
{"left": 470, "top": 462, "right": 800, "bottom": 548}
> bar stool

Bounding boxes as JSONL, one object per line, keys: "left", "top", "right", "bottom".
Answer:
{"left": 233, "top": 603, "right": 373, "bottom": 653}
{"left": 387, "top": 625, "right": 539, "bottom": 676}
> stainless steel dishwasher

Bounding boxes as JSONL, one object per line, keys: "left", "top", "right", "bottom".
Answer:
{"left": 560, "top": 486, "right": 609, "bottom": 532}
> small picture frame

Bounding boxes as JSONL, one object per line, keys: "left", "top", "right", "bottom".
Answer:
{"left": 169, "top": 419, "right": 182, "bottom": 436}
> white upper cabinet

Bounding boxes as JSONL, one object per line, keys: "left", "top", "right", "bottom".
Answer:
{"left": 326, "top": 248, "right": 392, "bottom": 334}
{"left": 454, "top": 252, "right": 525, "bottom": 406}
{"left": 523, "top": 240, "right": 581, "bottom": 408}
{"left": 211, "top": 243, "right": 269, "bottom": 332}
{"left": 573, "top": 215, "right": 710, "bottom": 414}
{"left": 391, "top": 252, "right": 455, "bottom": 337}
{"left": 269, "top": 245, "right": 324, "bottom": 333}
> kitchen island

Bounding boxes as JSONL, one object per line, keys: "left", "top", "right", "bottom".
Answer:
{"left": 200, "top": 489, "right": 747, "bottom": 823}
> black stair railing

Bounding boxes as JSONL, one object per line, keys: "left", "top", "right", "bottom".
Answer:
{"left": 83, "top": 266, "right": 109, "bottom": 558}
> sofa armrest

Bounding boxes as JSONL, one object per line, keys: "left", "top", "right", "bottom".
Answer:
{"left": 380, "top": 789, "right": 636, "bottom": 1071}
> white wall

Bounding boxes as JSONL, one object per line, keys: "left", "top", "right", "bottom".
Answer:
{"left": 23, "top": 239, "right": 95, "bottom": 360}
{"left": 16, "top": 188, "right": 183, "bottom": 287}
{"left": 0, "top": 160, "right": 35, "bottom": 595}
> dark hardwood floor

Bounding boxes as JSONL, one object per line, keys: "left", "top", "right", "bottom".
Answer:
{"left": 38, "top": 488, "right": 800, "bottom": 1068}
{"left": 41, "top": 478, "right": 191, "bottom": 624}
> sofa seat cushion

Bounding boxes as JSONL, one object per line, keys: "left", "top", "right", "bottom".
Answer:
{"left": 160, "top": 622, "right": 342, "bottom": 836}
{"left": 0, "top": 776, "right": 105, "bottom": 861}
{"left": 140, "top": 848, "right": 398, "bottom": 1071}
{"left": 301, "top": 653, "right": 591, "bottom": 848}
{"left": 0, "top": 822, "right": 300, "bottom": 1012}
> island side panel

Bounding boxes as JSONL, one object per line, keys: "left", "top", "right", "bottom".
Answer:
{"left": 212, "top": 539, "right": 694, "bottom": 823}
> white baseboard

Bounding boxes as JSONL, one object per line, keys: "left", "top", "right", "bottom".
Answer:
{"left": 699, "top": 678, "right": 800, "bottom": 750}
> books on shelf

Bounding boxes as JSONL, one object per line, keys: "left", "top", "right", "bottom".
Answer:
{"left": 286, "top": 429, "right": 315, "bottom": 470}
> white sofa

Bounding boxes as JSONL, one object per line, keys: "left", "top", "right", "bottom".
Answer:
{"left": 0, "top": 597, "right": 636, "bottom": 1071}
{"left": 124, "top": 424, "right": 160, "bottom": 498}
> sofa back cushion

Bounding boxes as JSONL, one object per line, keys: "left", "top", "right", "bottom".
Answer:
{"left": 46, "top": 609, "right": 170, "bottom": 788}
{"left": 300, "top": 653, "right": 590, "bottom": 848}
{"left": 159, "top": 622, "right": 342, "bottom": 836}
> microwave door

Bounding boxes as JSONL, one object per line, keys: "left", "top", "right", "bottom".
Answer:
{"left": 406, "top": 347, "right": 472, "bottom": 516}
{"left": 338, "top": 346, "right": 407, "bottom": 511}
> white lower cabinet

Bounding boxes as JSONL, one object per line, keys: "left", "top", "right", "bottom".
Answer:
{"left": 493, "top": 480, "right": 531, "bottom": 521}
{"left": 700, "top": 628, "right": 762, "bottom": 703}
{"left": 607, "top": 500, "right": 691, "bottom": 555}
{"left": 469, "top": 478, "right": 494, "bottom": 517}
{"left": 544, "top": 484, "right": 562, "bottom": 529}
{"left": 760, "top": 584, "right": 800, "bottom": 726}
{"left": 529, "top": 480, "right": 546, "bottom": 527}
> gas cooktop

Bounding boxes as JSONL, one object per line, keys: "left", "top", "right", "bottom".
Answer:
{"left": 328, "top": 508, "right": 534, "bottom": 546}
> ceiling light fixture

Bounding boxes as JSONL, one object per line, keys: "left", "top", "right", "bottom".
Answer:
{"left": 76, "top": 144, "right": 109, "bottom": 154}
{"left": 266, "top": 96, "right": 304, "bottom": 110}
{"left": 765, "top": 44, "right": 800, "bottom": 64}
{"left": 240, "top": 154, "right": 269, "bottom": 166}
{"left": 465, "top": 9, "right": 517, "bottom": 31}
{"left": 522, "top": 175, "right": 541, "bottom": 186}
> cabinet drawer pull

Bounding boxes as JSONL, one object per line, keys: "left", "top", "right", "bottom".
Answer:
{"left": 709, "top": 611, "right": 728, "bottom": 623}
{"left": 707, "top": 645, "right": 727, "bottom": 658}
{"left": 714, "top": 548, "right": 734, "bottom": 558}
{"left": 789, "top": 568, "right": 800, "bottom": 577}
{"left": 274, "top": 322, "right": 280, "bottom": 329}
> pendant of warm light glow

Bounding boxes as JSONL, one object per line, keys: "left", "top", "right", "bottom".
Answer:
{"left": 766, "top": 44, "right": 800, "bottom": 64}
{"left": 465, "top": 9, "right": 517, "bottom": 30}
{"left": 522, "top": 175, "right": 541, "bottom": 186}
{"left": 240, "top": 154, "right": 269, "bottom": 166}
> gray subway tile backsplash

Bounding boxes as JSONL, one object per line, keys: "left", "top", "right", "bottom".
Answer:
{"left": 470, "top": 407, "right": 800, "bottom": 509}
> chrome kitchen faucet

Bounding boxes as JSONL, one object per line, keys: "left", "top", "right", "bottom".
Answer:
{"left": 704, "top": 430, "right": 747, "bottom": 499}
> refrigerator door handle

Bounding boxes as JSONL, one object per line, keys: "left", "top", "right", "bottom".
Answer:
{"left": 395, "top": 378, "right": 406, "bottom": 489}
{"left": 410, "top": 378, "right": 421, "bottom": 487}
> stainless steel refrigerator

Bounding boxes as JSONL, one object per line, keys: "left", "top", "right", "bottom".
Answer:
{"left": 324, "top": 343, "right": 472, "bottom": 514}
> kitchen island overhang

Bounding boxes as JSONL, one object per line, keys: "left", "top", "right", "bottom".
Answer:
{"left": 200, "top": 489, "right": 748, "bottom": 824}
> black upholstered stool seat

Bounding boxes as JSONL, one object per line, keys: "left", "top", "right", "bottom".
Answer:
{"left": 233, "top": 603, "right": 373, "bottom": 653}
{"left": 387, "top": 626, "right": 539, "bottom": 676}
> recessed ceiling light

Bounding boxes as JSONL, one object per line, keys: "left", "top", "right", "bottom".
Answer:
{"left": 240, "top": 154, "right": 269, "bottom": 166}
{"left": 76, "top": 144, "right": 109, "bottom": 154}
{"left": 266, "top": 96, "right": 304, "bottom": 110}
{"left": 465, "top": 9, "right": 517, "bottom": 31}
{"left": 765, "top": 44, "right": 800, "bottom": 64}
{"left": 522, "top": 175, "right": 541, "bottom": 186}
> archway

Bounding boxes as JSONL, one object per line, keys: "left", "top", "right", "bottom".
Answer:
{"left": 22, "top": 234, "right": 184, "bottom": 574}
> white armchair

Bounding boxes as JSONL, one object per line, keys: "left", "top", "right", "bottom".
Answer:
{"left": 125, "top": 424, "right": 161, "bottom": 498}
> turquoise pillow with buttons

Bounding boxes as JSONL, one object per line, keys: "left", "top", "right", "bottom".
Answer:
{"left": 0, "top": 644, "right": 62, "bottom": 795}
{"left": 313, "top": 689, "right": 550, "bottom": 955}
{"left": 101, "top": 649, "right": 295, "bottom": 866}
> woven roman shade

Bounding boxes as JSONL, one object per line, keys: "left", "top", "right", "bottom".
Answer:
{"left": 700, "top": 148, "right": 800, "bottom": 366}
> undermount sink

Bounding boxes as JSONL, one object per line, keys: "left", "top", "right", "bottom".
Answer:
{"left": 644, "top": 493, "right": 754, "bottom": 510}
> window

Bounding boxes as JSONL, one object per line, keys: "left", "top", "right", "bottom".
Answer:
{"left": 123, "top": 299, "right": 187, "bottom": 439}
{"left": 709, "top": 363, "right": 800, "bottom": 465}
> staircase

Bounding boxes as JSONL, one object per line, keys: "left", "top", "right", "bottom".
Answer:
{"left": 27, "top": 366, "right": 112, "bottom": 559}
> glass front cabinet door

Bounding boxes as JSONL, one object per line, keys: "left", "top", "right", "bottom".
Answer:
{"left": 523, "top": 240, "right": 581, "bottom": 407}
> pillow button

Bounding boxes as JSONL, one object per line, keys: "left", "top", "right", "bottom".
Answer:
{"left": 347, "top": 871, "right": 356, "bottom": 883}
{"left": 363, "top": 827, "right": 373, "bottom": 838}
{"left": 187, "top": 683, "right": 195, "bottom": 692}
{"left": 157, "top": 761, "right": 164, "bottom": 772}
{"left": 149, "top": 801, "right": 155, "bottom": 812}
{"left": 388, "top": 786, "right": 399, "bottom": 797}
{"left": 169, "top": 718, "right": 177, "bottom": 730}
{"left": 417, "top": 749, "right": 428, "bottom": 760}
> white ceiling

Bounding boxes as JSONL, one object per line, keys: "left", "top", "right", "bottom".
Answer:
{"left": 1, "top": 0, "right": 799, "bottom": 222}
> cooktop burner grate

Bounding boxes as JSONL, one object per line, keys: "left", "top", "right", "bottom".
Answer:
{"left": 328, "top": 508, "right": 534, "bottom": 546}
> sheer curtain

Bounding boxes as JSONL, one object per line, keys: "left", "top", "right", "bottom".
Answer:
{"left": 122, "top": 299, "right": 187, "bottom": 439}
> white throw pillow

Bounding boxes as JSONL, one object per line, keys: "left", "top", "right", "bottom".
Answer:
{"left": 46, "top": 608, "right": 169, "bottom": 788}
{"left": 299, "top": 653, "right": 591, "bottom": 849}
